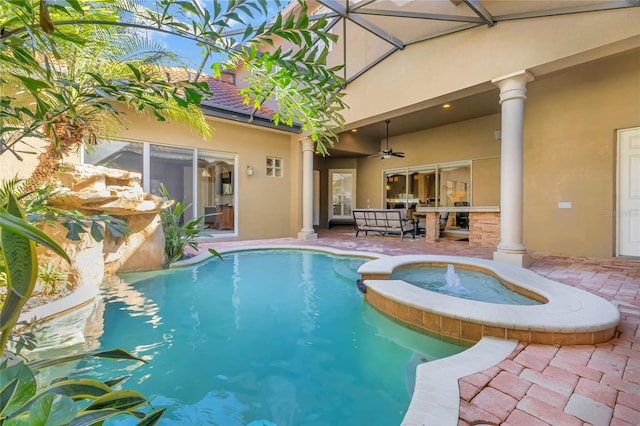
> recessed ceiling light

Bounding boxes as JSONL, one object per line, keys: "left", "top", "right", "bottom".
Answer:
{"left": 351, "top": 128, "right": 358, "bottom": 132}
{"left": 443, "top": 104, "right": 451, "bottom": 109}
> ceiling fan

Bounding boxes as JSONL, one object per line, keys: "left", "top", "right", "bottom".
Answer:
{"left": 369, "top": 119, "right": 405, "bottom": 159}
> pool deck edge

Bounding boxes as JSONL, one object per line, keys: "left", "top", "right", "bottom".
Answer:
{"left": 402, "top": 337, "right": 517, "bottom": 426}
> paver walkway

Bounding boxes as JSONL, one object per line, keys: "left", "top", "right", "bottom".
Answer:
{"left": 200, "top": 227, "right": 640, "bottom": 425}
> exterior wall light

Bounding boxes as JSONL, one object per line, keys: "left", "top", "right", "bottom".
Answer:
{"left": 246, "top": 165, "right": 254, "bottom": 176}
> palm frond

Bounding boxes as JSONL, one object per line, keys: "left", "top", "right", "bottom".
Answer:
{"left": 0, "top": 178, "right": 26, "bottom": 207}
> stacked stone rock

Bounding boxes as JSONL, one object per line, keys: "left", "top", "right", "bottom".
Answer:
{"left": 37, "top": 163, "right": 172, "bottom": 291}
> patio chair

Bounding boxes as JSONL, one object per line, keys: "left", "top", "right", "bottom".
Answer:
{"left": 417, "top": 211, "right": 449, "bottom": 236}
{"left": 454, "top": 201, "right": 469, "bottom": 229}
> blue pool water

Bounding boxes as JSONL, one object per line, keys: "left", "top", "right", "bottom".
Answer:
{"left": 44, "top": 250, "right": 466, "bottom": 425}
{"left": 391, "top": 265, "right": 541, "bottom": 305}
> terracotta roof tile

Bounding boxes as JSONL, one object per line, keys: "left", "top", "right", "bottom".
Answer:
{"left": 156, "top": 65, "right": 281, "bottom": 123}
{"left": 203, "top": 77, "right": 277, "bottom": 118}
{"left": 157, "top": 65, "right": 208, "bottom": 83}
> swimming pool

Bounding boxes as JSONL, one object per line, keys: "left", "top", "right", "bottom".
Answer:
{"left": 39, "top": 249, "right": 466, "bottom": 425}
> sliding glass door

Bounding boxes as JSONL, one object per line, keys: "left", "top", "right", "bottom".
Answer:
{"left": 384, "top": 161, "right": 471, "bottom": 209}
{"left": 85, "top": 139, "right": 236, "bottom": 234}
{"left": 150, "top": 145, "right": 194, "bottom": 221}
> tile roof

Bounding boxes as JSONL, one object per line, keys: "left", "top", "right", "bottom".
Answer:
{"left": 158, "top": 65, "right": 297, "bottom": 131}
{"left": 156, "top": 65, "right": 275, "bottom": 117}
{"left": 158, "top": 66, "right": 208, "bottom": 83}
{"left": 202, "top": 76, "right": 277, "bottom": 118}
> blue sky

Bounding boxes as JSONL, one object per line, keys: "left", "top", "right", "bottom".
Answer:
{"left": 147, "top": 0, "right": 286, "bottom": 72}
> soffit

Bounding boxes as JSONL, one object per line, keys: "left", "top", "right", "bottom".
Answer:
{"left": 315, "top": 0, "right": 638, "bottom": 85}
{"left": 309, "top": 0, "right": 639, "bottom": 154}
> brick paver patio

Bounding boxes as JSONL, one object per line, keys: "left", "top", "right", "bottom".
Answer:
{"left": 200, "top": 227, "right": 640, "bottom": 425}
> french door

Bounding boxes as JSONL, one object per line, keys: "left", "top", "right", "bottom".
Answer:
{"left": 329, "top": 169, "right": 356, "bottom": 221}
{"left": 617, "top": 127, "right": 640, "bottom": 256}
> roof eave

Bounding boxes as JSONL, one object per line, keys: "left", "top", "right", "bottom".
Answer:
{"left": 199, "top": 103, "right": 303, "bottom": 134}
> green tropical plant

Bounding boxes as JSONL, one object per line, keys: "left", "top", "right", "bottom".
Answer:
{"left": 0, "top": 0, "right": 346, "bottom": 166}
{"left": 158, "top": 183, "right": 222, "bottom": 267}
{"left": 0, "top": 193, "right": 67, "bottom": 352}
{"left": 37, "top": 262, "right": 70, "bottom": 296}
{"left": 0, "top": 194, "right": 163, "bottom": 425}
{"left": 1, "top": 349, "right": 165, "bottom": 425}
{"left": 1, "top": 8, "right": 212, "bottom": 191}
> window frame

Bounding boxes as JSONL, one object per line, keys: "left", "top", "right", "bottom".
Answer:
{"left": 266, "top": 156, "right": 283, "bottom": 177}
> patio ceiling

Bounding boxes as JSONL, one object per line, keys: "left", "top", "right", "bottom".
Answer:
{"left": 315, "top": 0, "right": 638, "bottom": 86}
{"left": 311, "top": 0, "right": 639, "bottom": 152}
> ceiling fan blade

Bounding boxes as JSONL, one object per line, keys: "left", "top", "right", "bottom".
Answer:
{"left": 392, "top": 152, "right": 405, "bottom": 158}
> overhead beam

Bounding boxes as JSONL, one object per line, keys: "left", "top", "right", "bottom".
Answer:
{"left": 309, "top": 11, "right": 340, "bottom": 20}
{"left": 345, "top": 46, "right": 398, "bottom": 85}
{"left": 497, "top": 0, "right": 640, "bottom": 21}
{"left": 348, "top": 0, "right": 377, "bottom": 12}
{"left": 355, "top": 8, "right": 484, "bottom": 24}
{"left": 317, "top": 0, "right": 405, "bottom": 49}
{"left": 404, "top": 22, "right": 481, "bottom": 46}
{"left": 463, "top": 0, "right": 495, "bottom": 26}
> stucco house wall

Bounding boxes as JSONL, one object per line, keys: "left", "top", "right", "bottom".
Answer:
{"left": 522, "top": 49, "right": 639, "bottom": 257}
{"left": 116, "top": 114, "right": 298, "bottom": 241}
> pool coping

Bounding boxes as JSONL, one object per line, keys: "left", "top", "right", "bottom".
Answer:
{"left": 19, "top": 284, "right": 99, "bottom": 324}
{"left": 171, "top": 243, "right": 389, "bottom": 267}
{"left": 402, "top": 336, "right": 517, "bottom": 426}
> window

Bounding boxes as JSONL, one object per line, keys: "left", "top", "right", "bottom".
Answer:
{"left": 84, "top": 140, "right": 142, "bottom": 174}
{"left": 85, "top": 140, "right": 236, "bottom": 235}
{"left": 384, "top": 161, "right": 471, "bottom": 209}
{"left": 266, "top": 157, "right": 283, "bottom": 177}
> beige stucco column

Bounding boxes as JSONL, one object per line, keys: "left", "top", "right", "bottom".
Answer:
{"left": 298, "top": 137, "right": 317, "bottom": 240}
{"left": 492, "top": 70, "right": 533, "bottom": 267}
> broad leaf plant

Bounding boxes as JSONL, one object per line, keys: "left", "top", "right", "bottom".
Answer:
{"left": 1, "top": 1, "right": 346, "bottom": 424}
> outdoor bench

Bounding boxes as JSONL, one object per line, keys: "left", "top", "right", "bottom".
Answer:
{"left": 352, "top": 209, "right": 415, "bottom": 240}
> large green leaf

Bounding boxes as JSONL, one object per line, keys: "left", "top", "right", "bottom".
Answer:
{"left": 0, "top": 378, "right": 20, "bottom": 416}
{"left": 37, "top": 378, "right": 111, "bottom": 400}
{"left": 83, "top": 390, "right": 148, "bottom": 411}
{"left": 0, "top": 362, "right": 37, "bottom": 418}
{"left": 0, "top": 194, "right": 37, "bottom": 299}
{"left": 67, "top": 408, "right": 132, "bottom": 426}
{"left": 6, "top": 393, "right": 77, "bottom": 426}
{"left": 28, "top": 348, "right": 146, "bottom": 372}
{"left": 0, "top": 208, "right": 70, "bottom": 262}
{"left": 135, "top": 408, "right": 166, "bottom": 426}
{"left": 0, "top": 194, "right": 38, "bottom": 352}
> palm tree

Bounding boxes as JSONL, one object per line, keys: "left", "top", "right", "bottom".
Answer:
{"left": 0, "top": 2, "right": 345, "bottom": 423}
{"left": 1, "top": 21, "right": 212, "bottom": 191}
{"left": 0, "top": 0, "right": 346, "bottom": 177}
